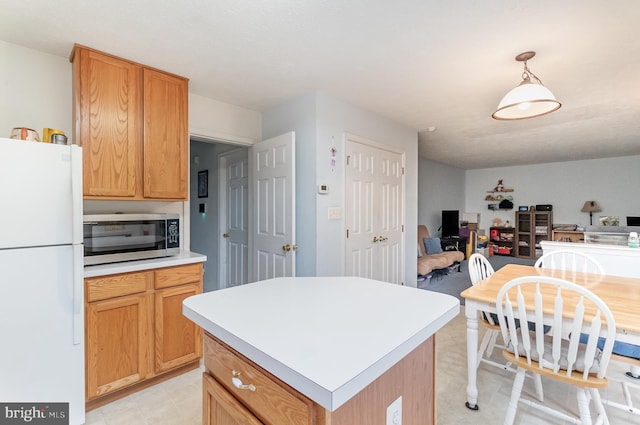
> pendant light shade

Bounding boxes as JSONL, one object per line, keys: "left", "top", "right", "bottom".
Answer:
{"left": 492, "top": 51, "right": 561, "bottom": 120}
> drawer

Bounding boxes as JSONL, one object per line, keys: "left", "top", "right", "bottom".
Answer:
{"left": 155, "top": 263, "right": 202, "bottom": 289}
{"left": 203, "top": 334, "right": 314, "bottom": 425}
{"left": 86, "top": 271, "right": 152, "bottom": 302}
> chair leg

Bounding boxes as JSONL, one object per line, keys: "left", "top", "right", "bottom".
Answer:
{"left": 534, "top": 373, "right": 544, "bottom": 402}
{"left": 504, "top": 368, "right": 526, "bottom": 425}
{"left": 485, "top": 329, "right": 499, "bottom": 357}
{"left": 576, "top": 388, "right": 593, "bottom": 425}
{"left": 589, "top": 388, "right": 609, "bottom": 425}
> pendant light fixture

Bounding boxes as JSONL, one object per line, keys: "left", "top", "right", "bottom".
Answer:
{"left": 492, "top": 51, "right": 561, "bottom": 120}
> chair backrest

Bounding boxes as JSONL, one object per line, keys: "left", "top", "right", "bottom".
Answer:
{"left": 534, "top": 249, "right": 605, "bottom": 275}
{"left": 496, "top": 276, "right": 616, "bottom": 380}
{"left": 468, "top": 253, "right": 495, "bottom": 285}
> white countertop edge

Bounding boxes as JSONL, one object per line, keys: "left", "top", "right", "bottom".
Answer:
{"left": 541, "top": 241, "right": 640, "bottom": 254}
{"left": 183, "top": 295, "right": 459, "bottom": 412}
{"left": 84, "top": 251, "right": 207, "bottom": 277}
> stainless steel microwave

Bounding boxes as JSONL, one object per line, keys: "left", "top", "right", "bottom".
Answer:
{"left": 83, "top": 214, "right": 180, "bottom": 265}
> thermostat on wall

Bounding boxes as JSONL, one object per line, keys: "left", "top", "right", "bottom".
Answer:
{"left": 318, "top": 184, "right": 329, "bottom": 194}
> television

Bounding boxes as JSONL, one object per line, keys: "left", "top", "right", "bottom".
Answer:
{"left": 441, "top": 210, "right": 460, "bottom": 238}
{"left": 627, "top": 216, "right": 640, "bottom": 226}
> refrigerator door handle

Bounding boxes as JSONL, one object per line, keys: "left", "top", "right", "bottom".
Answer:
{"left": 70, "top": 145, "right": 83, "bottom": 245}
{"left": 72, "top": 244, "right": 84, "bottom": 345}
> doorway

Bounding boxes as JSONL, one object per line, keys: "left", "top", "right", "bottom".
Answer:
{"left": 190, "top": 138, "right": 248, "bottom": 292}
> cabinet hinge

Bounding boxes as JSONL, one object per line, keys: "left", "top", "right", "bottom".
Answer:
{"left": 346, "top": 229, "right": 349, "bottom": 238}
{"left": 402, "top": 167, "right": 405, "bottom": 175}
{"left": 346, "top": 155, "right": 350, "bottom": 166}
{"left": 402, "top": 225, "right": 404, "bottom": 232}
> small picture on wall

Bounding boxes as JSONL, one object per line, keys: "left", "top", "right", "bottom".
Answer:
{"left": 198, "top": 170, "right": 208, "bottom": 198}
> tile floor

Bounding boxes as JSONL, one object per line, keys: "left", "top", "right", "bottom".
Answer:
{"left": 85, "top": 306, "right": 639, "bottom": 424}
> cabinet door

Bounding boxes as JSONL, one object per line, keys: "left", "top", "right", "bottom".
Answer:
{"left": 85, "top": 293, "right": 152, "bottom": 399}
{"left": 143, "top": 68, "right": 188, "bottom": 199}
{"left": 74, "top": 47, "right": 142, "bottom": 198}
{"left": 204, "top": 373, "right": 264, "bottom": 425}
{"left": 155, "top": 283, "right": 202, "bottom": 373}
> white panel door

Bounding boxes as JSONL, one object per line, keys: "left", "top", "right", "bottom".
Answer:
{"left": 250, "top": 132, "right": 296, "bottom": 281}
{"left": 345, "top": 137, "right": 405, "bottom": 284}
{"left": 219, "top": 149, "right": 249, "bottom": 288}
{"left": 345, "top": 143, "right": 377, "bottom": 279}
{"left": 376, "top": 152, "right": 404, "bottom": 283}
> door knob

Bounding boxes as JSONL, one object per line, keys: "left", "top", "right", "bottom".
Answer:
{"left": 373, "top": 236, "right": 379, "bottom": 243}
{"left": 378, "top": 235, "right": 388, "bottom": 241}
{"left": 223, "top": 233, "right": 230, "bottom": 238}
{"left": 282, "top": 244, "right": 292, "bottom": 252}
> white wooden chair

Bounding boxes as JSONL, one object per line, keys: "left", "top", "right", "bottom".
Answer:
{"left": 496, "top": 276, "right": 616, "bottom": 425}
{"left": 534, "top": 249, "right": 605, "bottom": 275}
{"left": 468, "top": 254, "right": 545, "bottom": 401}
{"left": 468, "top": 254, "right": 503, "bottom": 367}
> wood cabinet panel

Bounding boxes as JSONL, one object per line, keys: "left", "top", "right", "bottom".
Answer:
{"left": 73, "top": 47, "right": 141, "bottom": 198}
{"left": 204, "top": 335, "right": 314, "bottom": 425}
{"left": 85, "top": 263, "right": 203, "bottom": 407}
{"left": 143, "top": 68, "right": 188, "bottom": 199}
{"left": 155, "top": 283, "right": 202, "bottom": 373}
{"left": 86, "top": 271, "right": 152, "bottom": 302}
{"left": 85, "top": 293, "right": 152, "bottom": 398}
{"left": 72, "top": 44, "right": 188, "bottom": 200}
{"left": 155, "top": 263, "right": 202, "bottom": 289}
{"left": 204, "top": 373, "right": 264, "bottom": 425}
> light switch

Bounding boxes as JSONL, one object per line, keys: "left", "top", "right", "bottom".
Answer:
{"left": 328, "top": 207, "right": 342, "bottom": 220}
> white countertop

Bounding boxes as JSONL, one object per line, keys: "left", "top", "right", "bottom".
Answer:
{"left": 84, "top": 251, "right": 207, "bottom": 277}
{"left": 183, "top": 276, "right": 459, "bottom": 412}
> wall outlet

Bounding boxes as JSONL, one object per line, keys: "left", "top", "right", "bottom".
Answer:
{"left": 386, "top": 396, "right": 402, "bottom": 425}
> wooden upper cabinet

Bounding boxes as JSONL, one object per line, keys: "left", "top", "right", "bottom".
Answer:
{"left": 73, "top": 48, "right": 141, "bottom": 197}
{"left": 71, "top": 44, "right": 188, "bottom": 200}
{"left": 143, "top": 69, "right": 188, "bottom": 199}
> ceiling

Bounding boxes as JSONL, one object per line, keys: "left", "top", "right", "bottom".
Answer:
{"left": 2, "top": 0, "right": 639, "bottom": 169}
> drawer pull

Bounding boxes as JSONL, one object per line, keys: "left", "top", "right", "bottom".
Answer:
{"left": 231, "top": 370, "right": 256, "bottom": 391}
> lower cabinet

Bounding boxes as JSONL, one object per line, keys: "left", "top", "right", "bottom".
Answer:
{"left": 85, "top": 263, "right": 203, "bottom": 408}
{"left": 202, "top": 333, "right": 435, "bottom": 425}
{"left": 85, "top": 292, "right": 153, "bottom": 398}
{"left": 204, "top": 373, "right": 264, "bottom": 425}
{"left": 155, "top": 283, "right": 202, "bottom": 373}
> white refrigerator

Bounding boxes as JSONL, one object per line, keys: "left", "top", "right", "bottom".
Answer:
{"left": 0, "top": 138, "right": 84, "bottom": 424}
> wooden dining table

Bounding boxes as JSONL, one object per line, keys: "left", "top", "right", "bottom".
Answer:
{"left": 460, "top": 263, "right": 640, "bottom": 410}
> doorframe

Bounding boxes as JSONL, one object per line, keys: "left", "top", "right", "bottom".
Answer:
{"left": 188, "top": 134, "right": 251, "bottom": 291}
{"left": 344, "top": 132, "right": 407, "bottom": 284}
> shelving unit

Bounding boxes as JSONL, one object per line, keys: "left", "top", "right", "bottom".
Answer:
{"left": 515, "top": 211, "right": 553, "bottom": 259}
{"left": 551, "top": 230, "right": 584, "bottom": 242}
{"left": 485, "top": 180, "right": 514, "bottom": 211}
{"left": 490, "top": 227, "right": 515, "bottom": 256}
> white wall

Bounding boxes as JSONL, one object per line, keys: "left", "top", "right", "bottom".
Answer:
{"left": 0, "top": 40, "right": 72, "bottom": 141}
{"left": 465, "top": 155, "right": 640, "bottom": 232}
{"left": 418, "top": 158, "right": 466, "bottom": 236}
{"left": 189, "top": 94, "right": 261, "bottom": 144}
{"left": 263, "top": 92, "right": 419, "bottom": 285}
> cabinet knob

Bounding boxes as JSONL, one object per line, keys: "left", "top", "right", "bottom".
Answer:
{"left": 231, "top": 370, "right": 256, "bottom": 391}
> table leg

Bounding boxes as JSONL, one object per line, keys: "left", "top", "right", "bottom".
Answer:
{"left": 465, "top": 301, "right": 480, "bottom": 410}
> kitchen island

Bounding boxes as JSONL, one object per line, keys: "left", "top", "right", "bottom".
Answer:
{"left": 183, "top": 276, "right": 459, "bottom": 425}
